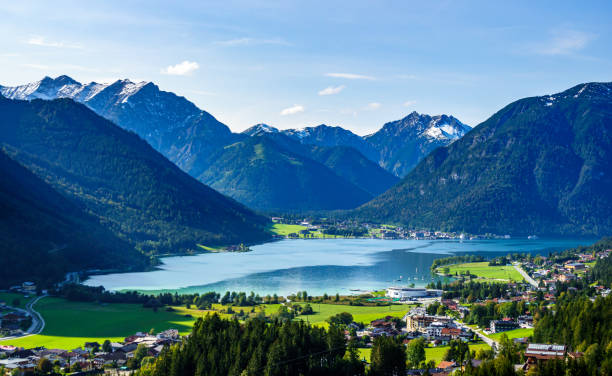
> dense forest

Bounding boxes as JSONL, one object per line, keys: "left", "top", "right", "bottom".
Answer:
{"left": 140, "top": 314, "right": 365, "bottom": 376}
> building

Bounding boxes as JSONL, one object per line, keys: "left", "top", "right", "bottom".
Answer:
{"left": 406, "top": 315, "right": 452, "bottom": 333}
{"left": 564, "top": 263, "right": 585, "bottom": 271}
{"left": 426, "top": 321, "right": 450, "bottom": 338}
{"left": 518, "top": 315, "right": 534, "bottom": 327}
{"left": 523, "top": 344, "right": 566, "bottom": 371}
{"left": 386, "top": 287, "right": 429, "bottom": 300}
{"left": 22, "top": 282, "right": 36, "bottom": 293}
{"left": 490, "top": 319, "right": 519, "bottom": 333}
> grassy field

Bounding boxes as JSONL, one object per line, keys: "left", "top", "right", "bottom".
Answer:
{"left": 355, "top": 341, "right": 490, "bottom": 365}
{"left": 358, "top": 348, "right": 372, "bottom": 362}
{"left": 1, "top": 297, "right": 408, "bottom": 349}
{"left": 0, "top": 292, "right": 33, "bottom": 308}
{"left": 1, "top": 297, "right": 203, "bottom": 349}
{"left": 268, "top": 223, "right": 342, "bottom": 238}
{"left": 425, "top": 341, "right": 490, "bottom": 364}
{"left": 269, "top": 223, "right": 307, "bottom": 236}
{"left": 292, "top": 303, "right": 412, "bottom": 328}
{"left": 488, "top": 327, "right": 533, "bottom": 341}
{"left": 438, "top": 262, "right": 524, "bottom": 282}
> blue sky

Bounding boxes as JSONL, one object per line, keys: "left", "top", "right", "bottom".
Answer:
{"left": 0, "top": 1, "right": 610, "bottom": 134}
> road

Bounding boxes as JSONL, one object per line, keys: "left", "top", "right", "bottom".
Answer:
{"left": 456, "top": 321, "right": 498, "bottom": 353}
{"left": 513, "top": 262, "right": 538, "bottom": 288}
{"left": 0, "top": 295, "right": 46, "bottom": 342}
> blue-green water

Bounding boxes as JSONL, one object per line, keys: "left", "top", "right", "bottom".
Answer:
{"left": 85, "top": 238, "right": 593, "bottom": 296}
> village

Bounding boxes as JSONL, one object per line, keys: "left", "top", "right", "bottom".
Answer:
{"left": 0, "top": 246, "right": 610, "bottom": 375}
{"left": 270, "top": 217, "right": 515, "bottom": 240}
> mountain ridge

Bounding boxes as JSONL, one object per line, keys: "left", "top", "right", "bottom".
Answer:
{"left": 355, "top": 82, "right": 612, "bottom": 236}
{"left": 0, "top": 96, "right": 270, "bottom": 254}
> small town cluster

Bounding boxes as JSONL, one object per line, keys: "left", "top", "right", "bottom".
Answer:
{"left": 0, "top": 329, "right": 180, "bottom": 374}
{"left": 273, "top": 218, "right": 511, "bottom": 240}
{"left": 0, "top": 245, "right": 609, "bottom": 375}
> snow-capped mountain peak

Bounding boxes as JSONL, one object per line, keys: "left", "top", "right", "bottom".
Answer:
{"left": 242, "top": 123, "right": 280, "bottom": 136}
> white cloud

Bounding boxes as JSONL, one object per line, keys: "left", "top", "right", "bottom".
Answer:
{"left": 318, "top": 85, "right": 345, "bottom": 96}
{"left": 403, "top": 100, "right": 417, "bottom": 107}
{"left": 364, "top": 102, "right": 381, "bottom": 111}
{"left": 325, "top": 72, "right": 375, "bottom": 80}
{"left": 537, "top": 30, "right": 595, "bottom": 55}
{"left": 280, "top": 105, "right": 304, "bottom": 116}
{"left": 27, "top": 36, "right": 82, "bottom": 49}
{"left": 214, "top": 38, "right": 290, "bottom": 47}
{"left": 161, "top": 61, "right": 199, "bottom": 76}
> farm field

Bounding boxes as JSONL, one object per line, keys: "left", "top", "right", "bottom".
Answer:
{"left": 438, "top": 262, "right": 524, "bottom": 282}
{"left": 488, "top": 327, "right": 534, "bottom": 341}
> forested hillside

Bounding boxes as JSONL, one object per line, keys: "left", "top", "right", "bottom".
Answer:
{"left": 0, "top": 150, "right": 147, "bottom": 286}
{"left": 197, "top": 136, "right": 373, "bottom": 211}
{"left": 356, "top": 82, "right": 612, "bottom": 236}
{"left": 0, "top": 96, "right": 270, "bottom": 255}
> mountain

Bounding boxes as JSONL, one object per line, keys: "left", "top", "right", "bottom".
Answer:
{"left": 0, "top": 75, "right": 241, "bottom": 176}
{"left": 242, "top": 123, "right": 280, "bottom": 136}
{"left": 281, "top": 124, "right": 379, "bottom": 161}
{"left": 197, "top": 136, "right": 373, "bottom": 212}
{"left": 261, "top": 120, "right": 470, "bottom": 177}
{"left": 0, "top": 96, "right": 270, "bottom": 254}
{"left": 1, "top": 76, "right": 463, "bottom": 204}
{"left": 241, "top": 129, "right": 399, "bottom": 197}
{"left": 0, "top": 149, "right": 147, "bottom": 286}
{"left": 364, "top": 112, "right": 471, "bottom": 177}
{"left": 356, "top": 82, "right": 612, "bottom": 236}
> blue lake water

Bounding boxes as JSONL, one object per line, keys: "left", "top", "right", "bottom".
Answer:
{"left": 85, "top": 238, "right": 593, "bottom": 296}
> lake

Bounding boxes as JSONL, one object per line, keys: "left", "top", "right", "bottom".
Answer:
{"left": 85, "top": 238, "right": 593, "bottom": 296}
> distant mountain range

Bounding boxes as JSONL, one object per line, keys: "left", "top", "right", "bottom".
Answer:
{"left": 1, "top": 76, "right": 467, "bottom": 211}
{"left": 244, "top": 118, "right": 472, "bottom": 178}
{"left": 0, "top": 96, "right": 270, "bottom": 258}
{"left": 356, "top": 82, "right": 612, "bottom": 236}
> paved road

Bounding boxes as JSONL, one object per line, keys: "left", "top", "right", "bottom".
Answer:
{"left": 0, "top": 295, "right": 46, "bottom": 341}
{"left": 513, "top": 263, "right": 538, "bottom": 288}
{"left": 456, "top": 321, "right": 498, "bottom": 353}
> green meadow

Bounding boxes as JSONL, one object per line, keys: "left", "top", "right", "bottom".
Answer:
{"left": 0, "top": 292, "right": 32, "bottom": 308}
{"left": 488, "top": 327, "right": 534, "bottom": 341}
{"left": 292, "top": 303, "right": 412, "bottom": 328}
{"left": 438, "top": 262, "right": 524, "bottom": 282}
{"left": 1, "top": 297, "right": 411, "bottom": 349}
{"left": 355, "top": 341, "right": 490, "bottom": 365}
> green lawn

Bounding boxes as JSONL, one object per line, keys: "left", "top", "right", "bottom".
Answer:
{"left": 358, "top": 348, "right": 372, "bottom": 362}
{"left": 0, "top": 292, "right": 33, "bottom": 308}
{"left": 268, "top": 223, "right": 342, "bottom": 239}
{"left": 355, "top": 341, "right": 490, "bottom": 365}
{"left": 488, "top": 327, "right": 533, "bottom": 341}
{"left": 1, "top": 297, "right": 201, "bottom": 349}
{"left": 292, "top": 303, "right": 411, "bottom": 328}
{"left": 438, "top": 262, "right": 524, "bottom": 282}
{"left": 426, "top": 341, "right": 490, "bottom": 364}
{"left": 269, "top": 223, "right": 307, "bottom": 236}
{"left": 0, "top": 297, "right": 410, "bottom": 349}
